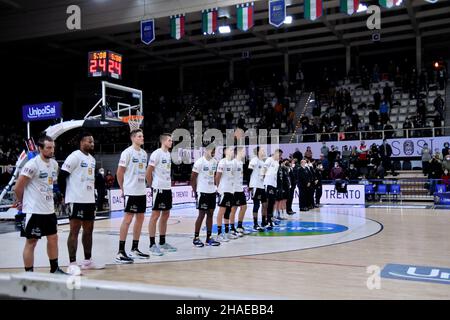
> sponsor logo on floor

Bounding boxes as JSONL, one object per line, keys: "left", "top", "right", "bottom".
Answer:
{"left": 207, "top": 221, "right": 348, "bottom": 237}
{"left": 381, "top": 264, "right": 450, "bottom": 285}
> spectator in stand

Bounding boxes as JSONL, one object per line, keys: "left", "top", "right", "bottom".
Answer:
{"left": 437, "top": 66, "right": 447, "bottom": 90}
{"left": 433, "top": 112, "right": 443, "bottom": 136}
{"left": 379, "top": 100, "right": 389, "bottom": 124}
{"left": 344, "top": 89, "right": 352, "bottom": 108}
{"left": 328, "top": 145, "right": 338, "bottom": 166}
{"left": 319, "top": 154, "right": 329, "bottom": 175}
{"left": 225, "top": 109, "right": 234, "bottom": 129}
{"left": 0, "top": 164, "right": 13, "bottom": 188}
{"left": 442, "top": 154, "right": 450, "bottom": 174}
{"left": 321, "top": 142, "right": 329, "bottom": 159}
{"left": 373, "top": 91, "right": 381, "bottom": 109}
{"left": 379, "top": 139, "right": 395, "bottom": 176}
{"left": 304, "top": 146, "right": 313, "bottom": 161}
{"left": 357, "top": 141, "right": 369, "bottom": 176}
{"left": 383, "top": 83, "right": 393, "bottom": 107}
{"left": 341, "top": 145, "right": 351, "bottom": 169}
{"left": 421, "top": 143, "right": 432, "bottom": 176}
{"left": 429, "top": 154, "right": 443, "bottom": 194}
{"left": 384, "top": 122, "right": 395, "bottom": 139}
{"left": 95, "top": 168, "right": 106, "bottom": 211}
{"left": 434, "top": 148, "right": 443, "bottom": 162}
{"left": 237, "top": 114, "right": 246, "bottom": 131}
{"left": 441, "top": 169, "right": 450, "bottom": 191}
{"left": 419, "top": 68, "right": 428, "bottom": 92}
{"left": 369, "top": 107, "right": 379, "bottom": 127}
{"left": 287, "top": 108, "right": 296, "bottom": 133}
{"left": 417, "top": 99, "right": 427, "bottom": 124}
{"left": 403, "top": 117, "right": 413, "bottom": 137}
{"left": 347, "top": 163, "right": 359, "bottom": 182}
{"left": 442, "top": 142, "right": 450, "bottom": 158}
{"left": 295, "top": 66, "right": 305, "bottom": 91}
{"left": 105, "top": 170, "right": 115, "bottom": 189}
{"left": 330, "top": 162, "right": 345, "bottom": 180}
{"left": 433, "top": 94, "right": 445, "bottom": 119}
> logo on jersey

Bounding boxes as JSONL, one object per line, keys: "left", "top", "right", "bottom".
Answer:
{"left": 203, "top": 167, "right": 209, "bottom": 171}
{"left": 80, "top": 162, "right": 88, "bottom": 168}
{"left": 39, "top": 171, "right": 48, "bottom": 179}
{"left": 132, "top": 157, "right": 139, "bottom": 163}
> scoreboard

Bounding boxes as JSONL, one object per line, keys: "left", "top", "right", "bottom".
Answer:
{"left": 88, "top": 50, "right": 122, "bottom": 79}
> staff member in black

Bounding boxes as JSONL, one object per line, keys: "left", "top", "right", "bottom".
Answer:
{"left": 314, "top": 161, "right": 324, "bottom": 207}
{"left": 287, "top": 159, "right": 298, "bottom": 215}
{"left": 297, "top": 160, "right": 310, "bottom": 212}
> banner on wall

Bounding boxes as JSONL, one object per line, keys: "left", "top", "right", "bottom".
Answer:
{"left": 108, "top": 185, "right": 365, "bottom": 211}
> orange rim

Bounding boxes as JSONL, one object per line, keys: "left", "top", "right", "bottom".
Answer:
{"left": 121, "top": 115, "right": 144, "bottom": 123}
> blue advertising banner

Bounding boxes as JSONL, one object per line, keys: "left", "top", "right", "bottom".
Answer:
{"left": 269, "top": 0, "right": 286, "bottom": 27}
{"left": 22, "top": 102, "right": 62, "bottom": 122}
{"left": 141, "top": 19, "right": 155, "bottom": 45}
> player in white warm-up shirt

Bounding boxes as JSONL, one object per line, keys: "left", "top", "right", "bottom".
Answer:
{"left": 230, "top": 147, "right": 251, "bottom": 237}
{"left": 248, "top": 146, "right": 267, "bottom": 231}
{"left": 59, "top": 132, "right": 105, "bottom": 273}
{"left": 191, "top": 144, "right": 220, "bottom": 247}
{"left": 215, "top": 146, "right": 236, "bottom": 242}
{"left": 263, "top": 149, "right": 283, "bottom": 230}
{"left": 14, "top": 136, "right": 66, "bottom": 274}
{"left": 115, "top": 129, "right": 149, "bottom": 264}
{"left": 146, "top": 134, "right": 177, "bottom": 256}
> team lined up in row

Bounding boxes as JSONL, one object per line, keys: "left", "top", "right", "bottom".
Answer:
{"left": 14, "top": 128, "right": 315, "bottom": 273}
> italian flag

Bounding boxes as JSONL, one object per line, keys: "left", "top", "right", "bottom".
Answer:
{"left": 202, "top": 9, "right": 218, "bottom": 35}
{"left": 170, "top": 15, "right": 185, "bottom": 40}
{"left": 379, "top": 0, "right": 401, "bottom": 8}
{"left": 304, "top": 0, "right": 323, "bottom": 21}
{"left": 236, "top": 3, "right": 254, "bottom": 31}
{"left": 340, "top": 0, "right": 359, "bottom": 15}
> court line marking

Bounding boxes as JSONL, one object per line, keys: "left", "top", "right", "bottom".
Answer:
{"left": 239, "top": 257, "right": 367, "bottom": 269}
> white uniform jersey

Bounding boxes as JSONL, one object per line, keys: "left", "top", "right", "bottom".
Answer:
{"left": 118, "top": 146, "right": 148, "bottom": 195}
{"left": 217, "top": 158, "right": 235, "bottom": 194}
{"left": 192, "top": 156, "right": 217, "bottom": 194}
{"left": 21, "top": 156, "right": 58, "bottom": 214}
{"left": 148, "top": 148, "right": 172, "bottom": 190}
{"left": 263, "top": 157, "right": 279, "bottom": 188}
{"left": 248, "top": 157, "right": 265, "bottom": 189}
{"left": 233, "top": 159, "right": 244, "bottom": 192}
{"left": 61, "top": 150, "right": 96, "bottom": 203}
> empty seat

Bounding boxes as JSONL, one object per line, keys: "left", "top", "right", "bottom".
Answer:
{"left": 401, "top": 100, "right": 408, "bottom": 106}
{"left": 399, "top": 107, "right": 407, "bottom": 114}
{"left": 402, "top": 93, "right": 409, "bottom": 99}
{"left": 398, "top": 115, "right": 406, "bottom": 122}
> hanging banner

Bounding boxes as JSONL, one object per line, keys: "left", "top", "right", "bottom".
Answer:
{"left": 141, "top": 19, "right": 155, "bottom": 45}
{"left": 379, "top": 0, "right": 402, "bottom": 8}
{"left": 304, "top": 0, "right": 323, "bottom": 21}
{"left": 170, "top": 14, "right": 185, "bottom": 40}
{"left": 268, "top": 0, "right": 286, "bottom": 28}
{"left": 237, "top": 2, "right": 254, "bottom": 31}
{"left": 340, "top": 0, "right": 359, "bottom": 15}
{"left": 202, "top": 8, "right": 218, "bottom": 35}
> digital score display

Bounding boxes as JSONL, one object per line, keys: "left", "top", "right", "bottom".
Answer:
{"left": 88, "top": 50, "right": 122, "bottom": 79}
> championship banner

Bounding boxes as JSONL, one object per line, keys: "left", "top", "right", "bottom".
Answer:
{"left": 141, "top": 19, "right": 155, "bottom": 45}
{"left": 237, "top": 3, "right": 254, "bottom": 31}
{"left": 202, "top": 8, "right": 218, "bottom": 35}
{"left": 340, "top": 0, "right": 359, "bottom": 15}
{"left": 379, "top": 0, "right": 402, "bottom": 8}
{"left": 268, "top": 0, "right": 286, "bottom": 28}
{"left": 170, "top": 14, "right": 185, "bottom": 40}
{"left": 304, "top": 0, "right": 323, "bottom": 21}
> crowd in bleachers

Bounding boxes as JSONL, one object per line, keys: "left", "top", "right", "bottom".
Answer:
{"left": 299, "top": 59, "right": 448, "bottom": 142}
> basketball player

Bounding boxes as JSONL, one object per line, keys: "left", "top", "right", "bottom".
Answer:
{"left": 58, "top": 132, "right": 105, "bottom": 273}
{"left": 263, "top": 149, "right": 283, "bottom": 230}
{"left": 146, "top": 133, "right": 177, "bottom": 256}
{"left": 15, "top": 135, "right": 66, "bottom": 274}
{"left": 115, "top": 129, "right": 149, "bottom": 264}
{"left": 191, "top": 144, "right": 220, "bottom": 247}
{"left": 248, "top": 147, "right": 266, "bottom": 231}
{"left": 230, "top": 147, "right": 250, "bottom": 237}
{"left": 216, "top": 146, "right": 237, "bottom": 242}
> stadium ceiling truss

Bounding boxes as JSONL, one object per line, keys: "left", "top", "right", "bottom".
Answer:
{"left": 1, "top": 0, "right": 450, "bottom": 70}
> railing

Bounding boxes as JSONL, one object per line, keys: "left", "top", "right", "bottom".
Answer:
{"left": 322, "top": 178, "right": 444, "bottom": 201}
{"left": 93, "top": 126, "right": 450, "bottom": 154}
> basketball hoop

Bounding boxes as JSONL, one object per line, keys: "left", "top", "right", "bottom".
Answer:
{"left": 122, "top": 113, "right": 144, "bottom": 132}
